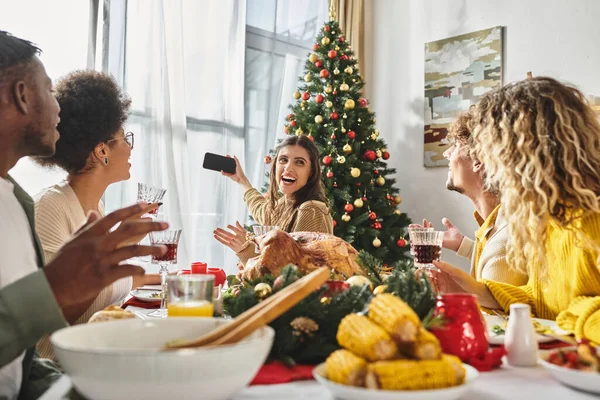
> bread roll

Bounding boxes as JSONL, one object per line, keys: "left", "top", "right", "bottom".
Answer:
{"left": 88, "top": 305, "right": 135, "bottom": 323}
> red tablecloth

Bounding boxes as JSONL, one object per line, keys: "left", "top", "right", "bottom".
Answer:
{"left": 250, "top": 362, "right": 315, "bottom": 385}
{"left": 121, "top": 298, "right": 160, "bottom": 309}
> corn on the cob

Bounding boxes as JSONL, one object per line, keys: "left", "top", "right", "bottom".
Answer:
{"left": 325, "top": 349, "right": 367, "bottom": 387}
{"left": 365, "top": 354, "right": 466, "bottom": 390}
{"left": 368, "top": 293, "right": 420, "bottom": 343}
{"left": 401, "top": 327, "right": 442, "bottom": 360}
{"left": 336, "top": 314, "right": 398, "bottom": 361}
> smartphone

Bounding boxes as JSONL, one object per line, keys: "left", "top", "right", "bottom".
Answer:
{"left": 203, "top": 152, "right": 236, "bottom": 174}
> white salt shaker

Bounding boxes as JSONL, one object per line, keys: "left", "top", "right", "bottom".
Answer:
{"left": 505, "top": 303, "right": 538, "bottom": 367}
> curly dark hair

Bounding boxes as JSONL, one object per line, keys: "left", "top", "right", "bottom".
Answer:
{"left": 34, "top": 70, "right": 131, "bottom": 173}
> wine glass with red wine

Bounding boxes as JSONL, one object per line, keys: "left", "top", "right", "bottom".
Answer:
{"left": 147, "top": 229, "right": 182, "bottom": 318}
{"left": 137, "top": 183, "right": 166, "bottom": 217}
{"left": 408, "top": 230, "right": 444, "bottom": 270}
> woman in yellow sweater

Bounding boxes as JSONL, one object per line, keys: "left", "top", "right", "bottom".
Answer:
{"left": 214, "top": 135, "right": 333, "bottom": 266}
{"left": 432, "top": 77, "right": 600, "bottom": 343}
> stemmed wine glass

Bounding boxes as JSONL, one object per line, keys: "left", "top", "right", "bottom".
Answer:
{"left": 137, "top": 183, "right": 166, "bottom": 217}
{"left": 147, "top": 229, "right": 182, "bottom": 318}
{"left": 250, "top": 225, "right": 279, "bottom": 252}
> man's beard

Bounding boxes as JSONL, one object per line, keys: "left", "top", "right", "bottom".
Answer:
{"left": 22, "top": 125, "right": 55, "bottom": 157}
{"left": 446, "top": 179, "right": 464, "bottom": 194}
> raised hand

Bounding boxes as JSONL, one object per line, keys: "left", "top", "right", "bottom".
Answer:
{"left": 44, "top": 203, "right": 168, "bottom": 323}
{"left": 221, "top": 155, "right": 252, "bottom": 192}
{"left": 213, "top": 221, "right": 249, "bottom": 253}
{"left": 440, "top": 218, "right": 465, "bottom": 252}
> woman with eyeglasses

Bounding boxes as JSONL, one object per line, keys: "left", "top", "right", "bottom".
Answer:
{"left": 32, "top": 70, "right": 160, "bottom": 358}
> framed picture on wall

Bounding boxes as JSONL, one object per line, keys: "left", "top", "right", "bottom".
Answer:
{"left": 424, "top": 26, "right": 504, "bottom": 167}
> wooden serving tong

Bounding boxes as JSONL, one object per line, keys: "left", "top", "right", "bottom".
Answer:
{"left": 164, "top": 267, "right": 330, "bottom": 349}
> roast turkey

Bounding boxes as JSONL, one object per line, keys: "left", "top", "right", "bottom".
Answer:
{"left": 239, "top": 230, "right": 365, "bottom": 280}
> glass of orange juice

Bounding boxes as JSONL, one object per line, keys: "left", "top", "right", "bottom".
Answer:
{"left": 166, "top": 274, "right": 215, "bottom": 317}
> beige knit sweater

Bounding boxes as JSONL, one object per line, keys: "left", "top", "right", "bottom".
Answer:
{"left": 236, "top": 188, "right": 333, "bottom": 265}
{"left": 33, "top": 180, "right": 132, "bottom": 359}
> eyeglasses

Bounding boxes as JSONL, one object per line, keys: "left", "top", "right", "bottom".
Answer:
{"left": 107, "top": 132, "right": 134, "bottom": 150}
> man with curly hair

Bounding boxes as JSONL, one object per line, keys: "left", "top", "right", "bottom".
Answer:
{"left": 434, "top": 77, "right": 600, "bottom": 343}
{"left": 0, "top": 30, "right": 167, "bottom": 398}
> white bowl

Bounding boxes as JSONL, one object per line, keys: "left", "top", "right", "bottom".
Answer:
{"left": 539, "top": 347, "right": 600, "bottom": 394}
{"left": 313, "top": 362, "right": 478, "bottom": 400}
{"left": 51, "top": 318, "right": 274, "bottom": 400}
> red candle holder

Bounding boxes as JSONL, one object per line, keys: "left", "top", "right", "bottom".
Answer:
{"left": 428, "top": 293, "right": 489, "bottom": 362}
{"left": 191, "top": 262, "right": 207, "bottom": 274}
{"left": 323, "top": 280, "right": 350, "bottom": 297}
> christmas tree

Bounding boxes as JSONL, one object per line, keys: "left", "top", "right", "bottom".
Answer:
{"left": 276, "top": 11, "right": 412, "bottom": 264}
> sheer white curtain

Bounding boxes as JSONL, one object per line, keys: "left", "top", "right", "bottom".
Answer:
{"left": 101, "top": 0, "right": 247, "bottom": 274}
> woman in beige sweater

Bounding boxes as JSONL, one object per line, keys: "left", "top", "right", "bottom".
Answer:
{"left": 214, "top": 135, "right": 333, "bottom": 266}
{"left": 33, "top": 71, "right": 160, "bottom": 358}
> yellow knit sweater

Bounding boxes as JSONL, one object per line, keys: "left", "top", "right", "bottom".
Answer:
{"left": 236, "top": 188, "right": 333, "bottom": 265}
{"left": 484, "top": 212, "right": 600, "bottom": 342}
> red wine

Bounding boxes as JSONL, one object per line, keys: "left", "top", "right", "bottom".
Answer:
{"left": 413, "top": 244, "right": 441, "bottom": 264}
{"left": 152, "top": 242, "right": 178, "bottom": 262}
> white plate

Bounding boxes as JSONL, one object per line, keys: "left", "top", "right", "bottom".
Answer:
{"left": 130, "top": 289, "right": 161, "bottom": 303}
{"left": 539, "top": 347, "right": 600, "bottom": 394}
{"left": 485, "top": 315, "right": 570, "bottom": 345}
{"left": 313, "top": 362, "right": 478, "bottom": 400}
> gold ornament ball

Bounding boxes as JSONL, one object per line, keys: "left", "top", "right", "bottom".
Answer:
{"left": 376, "top": 176, "right": 385, "bottom": 186}
{"left": 325, "top": 85, "right": 333, "bottom": 94}
{"left": 381, "top": 147, "right": 387, "bottom": 152}
{"left": 340, "top": 83, "right": 350, "bottom": 91}
{"left": 296, "top": 128, "right": 304, "bottom": 135}
{"left": 394, "top": 210, "right": 402, "bottom": 215}
{"left": 344, "top": 66, "right": 353, "bottom": 74}
{"left": 304, "top": 73, "right": 312, "bottom": 82}
{"left": 346, "top": 275, "right": 373, "bottom": 290}
{"left": 373, "top": 285, "right": 388, "bottom": 295}
{"left": 343, "top": 143, "right": 352, "bottom": 154}
{"left": 320, "top": 296, "right": 332, "bottom": 305}
{"left": 344, "top": 99, "right": 355, "bottom": 109}
{"left": 335, "top": 45, "right": 340, "bottom": 50}
{"left": 372, "top": 237, "right": 382, "bottom": 248}
{"left": 293, "top": 91, "right": 301, "bottom": 99}
{"left": 353, "top": 198, "right": 364, "bottom": 208}
{"left": 321, "top": 37, "right": 330, "bottom": 46}
{"left": 341, "top": 127, "right": 347, "bottom": 133}
{"left": 376, "top": 150, "right": 383, "bottom": 158}
{"left": 337, "top": 155, "right": 346, "bottom": 164}
{"left": 325, "top": 100, "right": 333, "bottom": 108}
{"left": 350, "top": 167, "right": 361, "bottom": 178}
{"left": 370, "top": 133, "right": 377, "bottom": 140}
{"left": 341, "top": 213, "right": 351, "bottom": 222}
{"left": 301, "top": 101, "right": 306, "bottom": 107}
{"left": 374, "top": 129, "right": 380, "bottom": 138}
{"left": 333, "top": 68, "right": 340, "bottom": 75}
{"left": 308, "top": 53, "right": 318, "bottom": 63}
{"left": 394, "top": 195, "right": 402, "bottom": 204}
{"left": 254, "top": 282, "right": 272, "bottom": 299}
{"left": 314, "top": 115, "right": 324, "bottom": 124}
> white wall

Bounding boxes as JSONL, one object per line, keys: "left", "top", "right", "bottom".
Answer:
{"left": 367, "top": 0, "right": 600, "bottom": 270}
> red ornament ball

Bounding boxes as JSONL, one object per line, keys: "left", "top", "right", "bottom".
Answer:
{"left": 339, "top": 36, "right": 345, "bottom": 42}
{"left": 333, "top": 90, "right": 338, "bottom": 95}
{"left": 322, "top": 155, "right": 332, "bottom": 165}
{"left": 374, "top": 169, "right": 379, "bottom": 175}
{"left": 315, "top": 94, "right": 324, "bottom": 104}
{"left": 315, "top": 60, "right": 323, "bottom": 68}
{"left": 359, "top": 98, "right": 368, "bottom": 107}
{"left": 331, "top": 134, "right": 336, "bottom": 140}
{"left": 397, "top": 238, "right": 407, "bottom": 247}
{"left": 368, "top": 211, "right": 377, "bottom": 220}
{"left": 324, "top": 25, "right": 331, "bottom": 32}
{"left": 356, "top": 183, "right": 361, "bottom": 187}
{"left": 333, "top": 219, "right": 337, "bottom": 228}
{"left": 326, "top": 171, "right": 334, "bottom": 178}
{"left": 382, "top": 151, "right": 390, "bottom": 160}
{"left": 302, "top": 92, "right": 310, "bottom": 101}
{"left": 371, "top": 222, "right": 382, "bottom": 230}
{"left": 330, "top": 112, "right": 339, "bottom": 120}
{"left": 328, "top": 50, "right": 337, "bottom": 59}
{"left": 340, "top": 54, "right": 348, "bottom": 61}
{"left": 287, "top": 113, "right": 294, "bottom": 121}
{"left": 290, "top": 120, "right": 297, "bottom": 127}
{"left": 370, "top": 180, "right": 374, "bottom": 185}
{"left": 362, "top": 196, "right": 367, "bottom": 201}
{"left": 313, "top": 44, "right": 320, "bottom": 51}
{"left": 364, "top": 150, "right": 377, "bottom": 162}
{"left": 307, "top": 135, "right": 315, "bottom": 142}
{"left": 333, "top": 182, "right": 338, "bottom": 188}
{"left": 320, "top": 69, "right": 330, "bottom": 78}
{"left": 344, "top": 203, "right": 354, "bottom": 213}
{"left": 347, "top": 130, "right": 356, "bottom": 139}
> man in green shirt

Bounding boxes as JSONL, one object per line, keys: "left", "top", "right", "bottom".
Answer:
{"left": 0, "top": 30, "right": 168, "bottom": 399}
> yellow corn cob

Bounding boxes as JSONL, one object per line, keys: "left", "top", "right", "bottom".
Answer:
{"left": 336, "top": 314, "right": 398, "bottom": 361}
{"left": 368, "top": 293, "right": 420, "bottom": 343}
{"left": 401, "top": 327, "right": 442, "bottom": 360}
{"left": 325, "top": 349, "right": 367, "bottom": 387}
{"left": 365, "top": 354, "right": 466, "bottom": 390}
